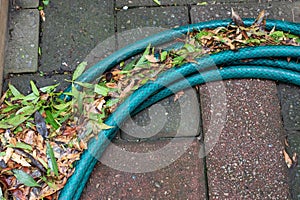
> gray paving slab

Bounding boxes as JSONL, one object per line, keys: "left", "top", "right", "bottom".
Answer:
{"left": 294, "top": 2, "right": 300, "bottom": 22}
{"left": 116, "top": 0, "right": 200, "bottom": 7}
{"left": 0, "top": 0, "right": 9, "bottom": 95}
{"left": 121, "top": 88, "right": 201, "bottom": 141}
{"left": 116, "top": 6, "right": 189, "bottom": 32}
{"left": 3, "top": 73, "right": 71, "bottom": 95}
{"left": 277, "top": 84, "right": 300, "bottom": 199}
{"left": 81, "top": 139, "right": 207, "bottom": 199}
{"left": 200, "top": 79, "right": 289, "bottom": 199}
{"left": 4, "top": 9, "right": 39, "bottom": 74}
{"left": 191, "top": 2, "right": 295, "bottom": 22}
{"left": 39, "top": 0, "right": 115, "bottom": 73}
{"left": 191, "top": 2, "right": 295, "bottom": 23}
{"left": 116, "top": 0, "right": 281, "bottom": 8}
{"left": 14, "top": 0, "right": 39, "bottom": 8}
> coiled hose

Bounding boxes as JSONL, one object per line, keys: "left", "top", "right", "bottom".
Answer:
{"left": 59, "top": 19, "right": 300, "bottom": 199}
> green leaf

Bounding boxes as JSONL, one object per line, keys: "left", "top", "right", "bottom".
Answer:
{"left": 195, "top": 31, "right": 211, "bottom": 40}
{"left": 30, "top": 81, "right": 40, "bottom": 97}
{"left": 0, "top": 121, "right": 13, "bottom": 129}
{"left": 38, "top": 47, "right": 42, "bottom": 56}
{"left": 2, "top": 105, "right": 20, "bottom": 113}
{"left": 197, "top": 2, "right": 208, "bottom": 5}
{"left": 0, "top": 152, "right": 6, "bottom": 157}
{"left": 42, "top": 0, "right": 49, "bottom": 6}
{"left": 38, "top": 157, "right": 48, "bottom": 169}
{"left": 105, "top": 98, "right": 119, "bottom": 107}
{"left": 46, "top": 141, "right": 59, "bottom": 177}
{"left": 7, "top": 142, "right": 33, "bottom": 151}
{"left": 74, "top": 81, "right": 94, "bottom": 89}
{"left": 153, "top": 0, "right": 161, "bottom": 5}
{"left": 184, "top": 43, "right": 196, "bottom": 52}
{"left": 94, "top": 84, "right": 109, "bottom": 96}
{"left": 22, "top": 93, "right": 39, "bottom": 102}
{"left": 269, "top": 31, "right": 284, "bottom": 40}
{"left": 40, "top": 176, "right": 57, "bottom": 189}
{"left": 52, "top": 101, "right": 72, "bottom": 111}
{"left": 99, "top": 123, "right": 114, "bottom": 130}
{"left": 72, "top": 62, "right": 87, "bottom": 81}
{"left": 135, "top": 44, "right": 151, "bottom": 67}
{"left": 6, "top": 113, "right": 34, "bottom": 128}
{"left": 16, "top": 105, "right": 35, "bottom": 115}
{"left": 122, "top": 59, "right": 137, "bottom": 71}
{"left": 45, "top": 109, "right": 60, "bottom": 130}
{"left": 160, "top": 51, "right": 168, "bottom": 61}
{"left": 8, "top": 84, "right": 23, "bottom": 98}
{"left": 172, "top": 55, "right": 186, "bottom": 65}
{"left": 40, "top": 84, "right": 60, "bottom": 93}
{"left": 12, "top": 169, "right": 40, "bottom": 187}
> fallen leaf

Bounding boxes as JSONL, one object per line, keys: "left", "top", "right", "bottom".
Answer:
{"left": 145, "top": 54, "right": 159, "bottom": 63}
{"left": 34, "top": 111, "right": 49, "bottom": 139}
{"left": 253, "top": 10, "right": 265, "bottom": 28}
{"left": 283, "top": 149, "right": 293, "bottom": 168}
{"left": 11, "top": 153, "right": 31, "bottom": 167}
{"left": 3, "top": 148, "right": 14, "bottom": 163}
{"left": 231, "top": 8, "right": 245, "bottom": 27}
{"left": 284, "top": 137, "right": 289, "bottom": 147}
{"left": 153, "top": 0, "right": 161, "bottom": 5}
{"left": 40, "top": 10, "right": 46, "bottom": 22}
{"left": 12, "top": 169, "right": 40, "bottom": 187}
{"left": 174, "top": 91, "right": 185, "bottom": 102}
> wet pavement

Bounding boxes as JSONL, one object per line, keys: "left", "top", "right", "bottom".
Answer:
{"left": 2, "top": 0, "right": 300, "bottom": 199}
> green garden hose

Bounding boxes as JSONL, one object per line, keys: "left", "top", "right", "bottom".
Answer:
{"left": 59, "top": 19, "right": 300, "bottom": 199}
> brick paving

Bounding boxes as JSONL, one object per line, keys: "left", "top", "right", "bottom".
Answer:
{"left": 1, "top": 0, "right": 300, "bottom": 199}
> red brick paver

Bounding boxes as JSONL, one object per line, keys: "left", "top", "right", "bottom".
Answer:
{"left": 81, "top": 139, "right": 206, "bottom": 200}
{"left": 200, "top": 79, "right": 289, "bottom": 199}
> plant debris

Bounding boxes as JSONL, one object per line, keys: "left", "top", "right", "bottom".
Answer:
{"left": 0, "top": 10, "right": 299, "bottom": 199}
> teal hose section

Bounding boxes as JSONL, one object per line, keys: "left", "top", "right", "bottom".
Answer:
{"left": 62, "top": 18, "right": 300, "bottom": 97}
{"left": 229, "top": 59, "right": 300, "bottom": 72}
{"left": 135, "top": 60, "right": 300, "bottom": 116}
{"left": 59, "top": 19, "right": 300, "bottom": 199}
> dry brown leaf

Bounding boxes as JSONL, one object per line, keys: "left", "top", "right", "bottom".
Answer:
{"left": 174, "top": 91, "right": 185, "bottom": 102}
{"left": 9, "top": 138, "right": 17, "bottom": 146}
{"left": 145, "top": 54, "right": 159, "bottom": 63}
{"left": 22, "top": 130, "right": 35, "bottom": 145}
{"left": 3, "top": 148, "right": 14, "bottom": 163}
{"left": 283, "top": 149, "right": 293, "bottom": 168}
{"left": 40, "top": 10, "right": 46, "bottom": 21}
{"left": 231, "top": 8, "right": 245, "bottom": 27}
{"left": 11, "top": 153, "right": 31, "bottom": 167}
{"left": 284, "top": 137, "right": 289, "bottom": 147}
{"left": 253, "top": 10, "right": 265, "bottom": 27}
{"left": 119, "top": 79, "right": 135, "bottom": 98}
{"left": 106, "top": 82, "right": 118, "bottom": 88}
{"left": 94, "top": 98, "right": 106, "bottom": 113}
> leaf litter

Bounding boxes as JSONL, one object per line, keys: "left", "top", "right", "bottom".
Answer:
{"left": 0, "top": 10, "right": 299, "bottom": 199}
